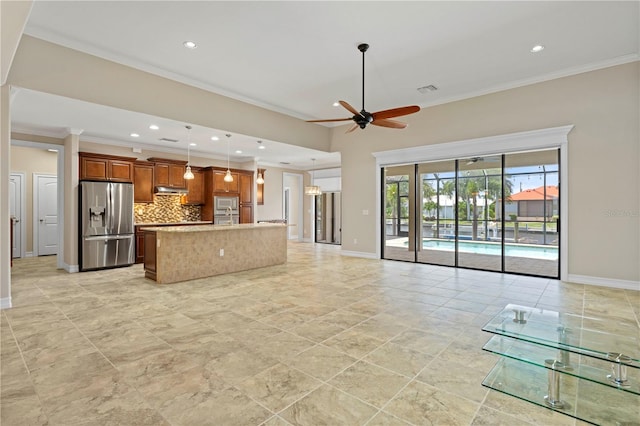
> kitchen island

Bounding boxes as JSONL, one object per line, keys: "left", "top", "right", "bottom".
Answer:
{"left": 142, "top": 223, "right": 287, "bottom": 284}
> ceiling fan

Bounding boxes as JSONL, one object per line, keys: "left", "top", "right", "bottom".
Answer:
{"left": 466, "top": 156, "right": 501, "bottom": 165}
{"left": 307, "top": 43, "right": 420, "bottom": 133}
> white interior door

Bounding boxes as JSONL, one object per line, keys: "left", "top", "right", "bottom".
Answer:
{"left": 35, "top": 174, "right": 58, "bottom": 256}
{"left": 9, "top": 173, "right": 24, "bottom": 258}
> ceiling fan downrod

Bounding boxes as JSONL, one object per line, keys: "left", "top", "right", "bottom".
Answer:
{"left": 358, "top": 43, "right": 369, "bottom": 113}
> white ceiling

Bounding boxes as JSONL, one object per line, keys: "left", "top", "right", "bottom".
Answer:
{"left": 10, "top": 1, "right": 639, "bottom": 170}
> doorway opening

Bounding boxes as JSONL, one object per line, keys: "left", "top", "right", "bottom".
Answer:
{"left": 314, "top": 192, "right": 341, "bottom": 245}
{"left": 10, "top": 141, "right": 65, "bottom": 269}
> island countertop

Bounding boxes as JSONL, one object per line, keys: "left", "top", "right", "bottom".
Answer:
{"left": 140, "top": 223, "right": 285, "bottom": 233}
{"left": 142, "top": 223, "right": 287, "bottom": 284}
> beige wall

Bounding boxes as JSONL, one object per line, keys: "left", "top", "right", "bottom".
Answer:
{"left": 1, "top": 85, "right": 11, "bottom": 304}
{"left": 333, "top": 62, "right": 639, "bottom": 283}
{"left": 256, "top": 167, "right": 284, "bottom": 221}
{"left": 10, "top": 145, "right": 58, "bottom": 254}
{"left": 9, "top": 36, "right": 331, "bottom": 152}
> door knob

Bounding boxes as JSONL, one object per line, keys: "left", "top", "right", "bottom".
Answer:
{"left": 40, "top": 219, "right": 44, "bottom": 222}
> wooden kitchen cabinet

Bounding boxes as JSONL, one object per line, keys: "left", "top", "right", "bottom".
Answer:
{"left": 239, "top": 173, "right": 252, "bottom": 204}
{"left": 148, "top": 158, "right": 187, "bottom": 188}
{"left": 239, "top": 204, "right": 253, "bottom": 224}
{"left": 143, "top": 230, "right": 157, "bottom": 280}
{"left": 213, "top": 170, "right": 239, "bottom": 193}
{"left": 133, "top": 161, "right": 154, "bottom": 203}
{"left": 202, "top": 167, "right": 254, "bottom": 223}
{"left": 239, "top": 173, "right": 253, "bottom": 223}
{"left": 79, "top": 152, "right": 135, "bottom": 182}
{"left": 135, "top": 226, "right": 146, "bottom": 263}
{"left": 183, "top": 167, "right": 204, "bottom": 205}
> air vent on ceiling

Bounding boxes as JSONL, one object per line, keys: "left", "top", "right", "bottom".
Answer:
{"left": 159, "top": 137, "right": 179, "bottom": 143}
{"left": 280, "top": 162, "right": 290, "bottom": 165}
{"left": 417, "top": 85, "right": 438, "bottom": 94}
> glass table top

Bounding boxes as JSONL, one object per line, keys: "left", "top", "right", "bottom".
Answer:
{"left": 482, "top": 304, "right": 640, "bottom": 368}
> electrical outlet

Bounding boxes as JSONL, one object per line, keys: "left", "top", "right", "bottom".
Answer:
{"left": 219, "top": 248, "right": 224, "bottom": 257}
{"left": 353, "top": 238, "right": 358, "bottom": 244}
{"left": 362, "top": 209, "right": 369, "bottom": 215}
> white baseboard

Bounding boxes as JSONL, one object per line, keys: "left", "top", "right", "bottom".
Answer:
{"left": 62, "top": 262, "right": 79, "bottom": 273}
{"left": 567, "top": 274, "right": 640, "bottom": 291}
{"left": 341, "top": 250, "right": 378, "bottom": 259}
{"left": 0, "top": 297, "right": 12, "bottom": 310}
{"left": 25, "top": 252, "right": 33, "bottom": 258}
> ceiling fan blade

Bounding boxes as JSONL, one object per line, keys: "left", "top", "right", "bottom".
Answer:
{"left": 371, "top": 118, "right": 407, "bottom": 129}
{"left": 372, "top": 105, "right": 420, "bottom": 120}
{"left": 346, "top": 123, "right": 359, "bottom": 133}
{"left": 339, "top": 101, "right": 364, "bottom": 117}
{"left": 306, "top": 117, "right": 353, "bottom": 123}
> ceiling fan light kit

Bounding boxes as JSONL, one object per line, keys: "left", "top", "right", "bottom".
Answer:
{"left": 307, "top": 43, "right": 420, "bottom": 133}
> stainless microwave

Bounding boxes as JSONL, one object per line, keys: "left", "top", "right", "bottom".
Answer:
{"left": 215, "top": 196, "right": 239, "bottom": 213}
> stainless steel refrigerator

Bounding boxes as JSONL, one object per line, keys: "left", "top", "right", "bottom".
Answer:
{"left": 79, "top": 181, "right": 135, "bottom": 271}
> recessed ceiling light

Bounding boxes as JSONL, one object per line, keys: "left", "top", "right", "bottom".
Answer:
{"left": 189, "top": 143, "right": 196, "bottom": 146}
{"left": 211, "top": 136, "right": 219, "bottom": 141}
{"left": 47, "top": 148, "right": 58, "bottom": 153}
{"left": 332, "top": 102, "right": 339, "bottom": 107}
{"left": 530, "top": 44, "right": 545, "bottom": 53}
{"left": 183, "top": 41, "right": 197, "bottom": 49}
{"left": 258, "top": 145, "right": 266, "bottom": 150}
{"left": 257, "top": 140, "right": 266, "bottom": 150}
{"left": 130, "top": 133, "right": 140, "bottom": 138}
{"left": 235, "top": 150, "right": 243, "bottom": 154}
{"left": 149, "top": 124, "right": 159, "bottom": 130}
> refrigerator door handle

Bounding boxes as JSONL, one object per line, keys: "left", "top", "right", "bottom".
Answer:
{"left": 107, "top": 183, "right": 113, "bottom": 232}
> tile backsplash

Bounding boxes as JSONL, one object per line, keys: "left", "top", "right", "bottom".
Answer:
{"left": 135, "top": 195, "right": 202, "bottom": 223}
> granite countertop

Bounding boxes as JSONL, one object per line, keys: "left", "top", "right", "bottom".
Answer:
{"left": 135, "top": 221, "right": 212, "bottom": 226}
{"left": 141, "top": 223, "right": 286, "bottom": 233}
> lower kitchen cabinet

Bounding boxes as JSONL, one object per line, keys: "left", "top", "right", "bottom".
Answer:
{"left": 135, "top": 226, "right": 146, "bottom": 263}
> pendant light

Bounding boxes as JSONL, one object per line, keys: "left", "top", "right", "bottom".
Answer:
{"left": 183, "top": 125, "right": 195, "bottom": 180}
{"left": 304, "top": 158, "right": 322, "bottom": 195}
{"left": 224, "top": 133, "right": 233, "bottom": 182}
{"left": 256, "top": 168, "right": 265, "bottom": 184}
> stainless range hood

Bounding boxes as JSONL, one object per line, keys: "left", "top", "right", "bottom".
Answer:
{"left": 154, "top": 186, "right": 189, "bottom": 195}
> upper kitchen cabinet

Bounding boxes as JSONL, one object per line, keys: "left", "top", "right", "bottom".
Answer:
{"left": 201, "top": 167, "right": 253, "bottom": 222}
{"left": 79, "top": 152, "right": 135, "bottom": 182}
{"left": 183, "top": 167, "right": 204, "bottom": 205}
{"left": 239, "top": 173, "right": 252, "bottom": 204}
{"left": 239, "top": 173, "right": 253, "bottom": 223}
{"left": 148, "top": 158, "right": 187, "bottom": 189}
{"left": 213, "top": 170, "right": 239, "bottom": 193}
{"left": 133, "top": 161, "right": 154, "bottom": 203}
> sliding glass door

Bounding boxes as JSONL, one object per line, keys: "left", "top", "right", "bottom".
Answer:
{"left": 503, "top": 151, "right": 559, "bottom": 277}
{"left": 382, "top": 149, "right": 560, "bottom": 278}
{"left": 457, "top": 156, "right": 502, "bottom": 272}
{"left": 383, "top": 166, "right": 414, "bottom": 262}
{"left": 417, "top": 161, "right": 456, "bottom": 266}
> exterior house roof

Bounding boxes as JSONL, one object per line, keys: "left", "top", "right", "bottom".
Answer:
{"left": 507, "top": 186, "right": 559, "bottom": 201}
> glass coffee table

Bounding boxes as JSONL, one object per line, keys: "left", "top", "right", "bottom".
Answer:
{"left": 481, "top": 304, "right": 639, "bottom": 425}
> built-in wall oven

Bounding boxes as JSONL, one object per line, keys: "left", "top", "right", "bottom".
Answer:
{"left": 213, "top": 196, "right": 239, "bottom": 224}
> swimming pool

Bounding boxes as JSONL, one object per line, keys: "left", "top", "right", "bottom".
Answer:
{"left": 420, "top": 239, "right": 558, "bottom": 260}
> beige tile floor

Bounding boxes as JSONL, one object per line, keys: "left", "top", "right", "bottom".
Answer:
{"left": 2, "top": 242, "right": 638, "bottom": 425}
